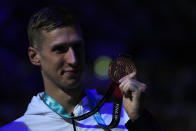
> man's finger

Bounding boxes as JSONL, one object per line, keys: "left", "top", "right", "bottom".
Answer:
{"left": 123, "top": 82, "right": 137, "bottom": 92}
{"left": 119, "top": 80, "right": 137, "bottom": 93}
{"left": 119, "top": 72, "right": 136, "bottom": 83}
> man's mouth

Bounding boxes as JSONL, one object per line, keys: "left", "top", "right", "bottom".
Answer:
{"left": 61, "top": 69, "right": 80, "bottom": 76}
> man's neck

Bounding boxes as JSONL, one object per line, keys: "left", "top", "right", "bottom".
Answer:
{"left": 44, "top": 85, "right": 85, "bottom": 115}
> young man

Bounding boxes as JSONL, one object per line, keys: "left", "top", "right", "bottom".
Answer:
{"left": 1, "top": 6, "right": 161, "bottom": 131}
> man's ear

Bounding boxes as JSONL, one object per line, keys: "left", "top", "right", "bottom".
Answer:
{"left": 28, "top": 46, "right": 41, "bottom": 66}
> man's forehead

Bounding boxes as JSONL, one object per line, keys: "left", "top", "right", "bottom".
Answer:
{"left": 41, "top": 27, "right": 83, "bottom": 46}
{"left": 42, "top": 27, "right": 81, "bottom": 37}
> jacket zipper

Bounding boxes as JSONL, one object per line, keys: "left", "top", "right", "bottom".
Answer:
{"left": 71, "top": 112, "right": 76, "bottom": 131}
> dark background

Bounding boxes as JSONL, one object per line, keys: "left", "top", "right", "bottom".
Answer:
{"left": 0, "top": 0, "right": 196, "bottom": 131}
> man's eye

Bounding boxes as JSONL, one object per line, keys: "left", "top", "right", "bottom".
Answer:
{"left": 55, "top": 46, "right": 69, "bottom": 53}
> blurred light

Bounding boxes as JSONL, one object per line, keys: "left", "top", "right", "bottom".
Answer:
{"left": 94, "top": 56, "right": 112, "bottom": 80}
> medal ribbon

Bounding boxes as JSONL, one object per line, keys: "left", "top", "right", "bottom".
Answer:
{"left": 43, "top": 83, "right": 122, "bottom": 129}
{"left": 43, "top": 90, "right": 106, "bottom": 126}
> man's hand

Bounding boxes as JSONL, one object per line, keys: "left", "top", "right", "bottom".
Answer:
{"left": 119, "top": 72, "right": 147, "bottom": 121}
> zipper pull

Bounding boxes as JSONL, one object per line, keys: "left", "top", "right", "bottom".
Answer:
{"left": 71, "top": 112, "right": 76, "bottom": 131}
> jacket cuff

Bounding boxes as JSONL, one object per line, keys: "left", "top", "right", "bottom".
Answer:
{"left": 125, "top": 109, "right": 161, "bottom": 131}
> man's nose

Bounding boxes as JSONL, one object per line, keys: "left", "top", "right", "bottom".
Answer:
{"left": 65, "top": 47, "right": 77, "bottom": 65}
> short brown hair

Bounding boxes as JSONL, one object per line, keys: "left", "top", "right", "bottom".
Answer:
{"left": 27, "top": 6, "right": 79, "bottom": 49}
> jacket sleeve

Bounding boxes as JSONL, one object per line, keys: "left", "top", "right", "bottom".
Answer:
{"left": 125, "top": 109, "right": 162, "bottom": 131}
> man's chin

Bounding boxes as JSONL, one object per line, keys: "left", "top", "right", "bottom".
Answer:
{"left": 61, "top": 81, "right": 81, "bottom": 90}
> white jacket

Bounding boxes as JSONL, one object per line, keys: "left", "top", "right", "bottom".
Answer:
{"left": 1, "top": 90, "right": 130, "bottom": 131}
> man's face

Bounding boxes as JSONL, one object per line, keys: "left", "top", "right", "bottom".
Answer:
{"left": 36, "top": 27, "right": 85, "bottom": 89}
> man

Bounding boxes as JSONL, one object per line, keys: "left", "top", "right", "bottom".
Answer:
{"left": 1, "top": 6, "right": 161, "bottom": 131}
